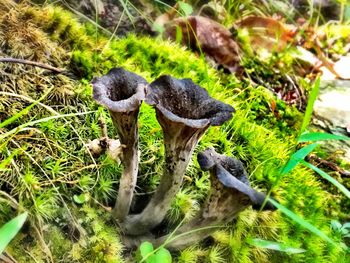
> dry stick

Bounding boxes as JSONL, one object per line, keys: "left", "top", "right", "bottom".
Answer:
{"left": 307, "top": 154, "right": 350, "bottom": 177}
{"left": 0, "top": 253, "right": 18, "bottom": 263}
{"left": 0, "top": 57, "right": 66, "bottom": 74}
{"left": 98, "top": 116, "right": 108, "bottom": 138}
{"left": 313, "top": 38, "right": 341, "bottom": 78}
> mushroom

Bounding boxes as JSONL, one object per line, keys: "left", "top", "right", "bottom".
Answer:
{"left": 92, "top": 68, "right": 147, "bottom": 221}
{"left": 154, "top": 148, "right": 276, "bottom": 250}
{"left": 122, "top": 76, "right": 235, "bottom": 235}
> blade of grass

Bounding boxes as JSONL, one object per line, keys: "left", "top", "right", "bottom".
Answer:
{"left": 268, "top": 198, "right": 336, "bottom": 246}
{"left": 0, "top": 149, "right": 21, "bottom": 171}
{"left": 281, "top": 143, "right": 318, "bottom": 175}
{"left": 118, "top": 0, "right": 134, "bottom": 26}
{"left": 299, "top": 76, "right": 320, "bottom": 136}
{"left": 0, "top": 212, "right": 28, "bottom": 254}
{"left": 0, "top": 111, "right": 95, "bottom": 141}
{"left": 298, "top": 132, "right": 350, "bottom": 143}
{"left": 301, "top": 160, "right": 350, "bottom": 199}
{"left": 0, "top": 88, "right": 52, "bottom": 129}
{"left": 247, "top": 238, "right": 306, "bottom": 254}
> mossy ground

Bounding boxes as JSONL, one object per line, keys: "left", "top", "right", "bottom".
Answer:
{"left": 0, "top": 1, "right": 347, "bottom": 262}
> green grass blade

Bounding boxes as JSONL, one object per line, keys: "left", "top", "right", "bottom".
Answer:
{"left": 281, "top": 143, "right": 318, "bottom": 175}
{"left": 0, "top": 212, "right": 28, "bottom": 254}
{"left": 118, "top": 0, "right": 134, "bottom": 25}
{"left": 268, "top": 198, "right": 336, "bottom": 246}
{"left": 0, "top": 88, "right": 52, "bottom": 129}
{"left": 298, "top": 132, "right": 350, "bottom": 143}
{"left": 247, "top": 238, "right": 306, "bottom": 254}
{"left": 299, "top": 77, "right": 320, "bottom": 136}
{"left": 301, "top": 160, "right": 350, "bottom": 199}
{"left": 0, "top": 149, "right": 21, "bottom": 171}
{"left": 0, "top": 111, "right": 95, "bottom": 141}
{"left": 178, "top": 1, "right": 193, "bottom": 16}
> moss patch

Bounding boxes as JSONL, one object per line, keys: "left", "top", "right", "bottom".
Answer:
{"left": 0, "top": 1, "right": 346, "bottom": 262}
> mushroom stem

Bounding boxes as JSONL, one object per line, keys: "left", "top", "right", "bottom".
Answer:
{"left": 91, "top": 68, "right": 147, "bottom": 221}
{"left": 122, "top": 115, "right": 209, "bottom": 235}
{"left": 154, "top": 166, "right": 251, "bottom": 250}
{"left": 110, "top": 110, "right": 140, "bottom": 220}
{"left": 153, "top": 148, "right": 275, "bottom": 250}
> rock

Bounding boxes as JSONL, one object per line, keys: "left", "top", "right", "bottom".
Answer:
{"left": 314, "top": 80, "right": 350, "bottom": 131}
{"left": 312, "top": 80, "right": 350, "bottom": 162}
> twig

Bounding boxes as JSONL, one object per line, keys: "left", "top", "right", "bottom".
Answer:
{"left": 98, "top": 116, "right": 108, "bottom": 138}
{"left": 0, "top": 57, "right": 66, "bottom": 74}
{"left": 307, "top": 154, "right": 350, "bottom": 177}
{"left": 0, "top": 252, "right": 18, "bottom": 263}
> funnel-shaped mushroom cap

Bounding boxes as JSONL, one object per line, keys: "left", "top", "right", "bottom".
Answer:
{"left": 146, "top": 76, "right": 235, "bottom": 128}
{"left": 92, "top": 68, "right": 147, "bottom": 112}
{"left": 198, "top": 148, "right": 276, "bottom": 211}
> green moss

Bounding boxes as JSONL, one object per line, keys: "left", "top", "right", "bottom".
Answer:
{"left": 0, "top": 1, "right": 346, "bottom": 262}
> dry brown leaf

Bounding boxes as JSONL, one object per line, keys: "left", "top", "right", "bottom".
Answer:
{"left": 164, "top": 16, "right": 241, "bottom": 73}
{"left": 234, "top": 16, "right": 297, "bottom": 52}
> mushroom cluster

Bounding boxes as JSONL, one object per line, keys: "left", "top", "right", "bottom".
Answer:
{"left": 91, "top": 68, "right": 275, "bottom": 249}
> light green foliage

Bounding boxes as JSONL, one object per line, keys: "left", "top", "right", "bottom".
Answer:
{"left": 298, "top": 132, "right": 350, "bottom": 143}
{"left": 167, "top": 188, "right": 200, "bottom": 224}
{"left": 0, "top": 212, "right": 28, "bottom": 254}
{"left": 0, "top": 1, "right": 347, "bottom": 262}
{"left": 177, "top": 246, "right": 200, "bottom": 263}
{"left": 299, "top": 77, "right": 320, "bottom": 136}
{"left": 138, "top": 241, "right": 172, "bottom": 263}
{"left": 281, "top": 143, "right": 318, "bottom": 175}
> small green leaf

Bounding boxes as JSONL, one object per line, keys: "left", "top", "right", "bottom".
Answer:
{"left": 0, "top": 212, "right": 28, "bottom": 254}
{"left": 298, "top": 132, "right": 350, "bottom": 143}
{"left": 268, "top": 198, "right": 336, "bottom": 246}
{"left": 281, "top": 143, "right": 318, "bottom": 175}
{"left": 341, "top": 228, "right": 349, "bottom": 235}
{"left": 73, "top": 193, "right": 90, "bottom": 204}
{"left": 178, "top": 1, "right": 193, "bottom": 16}
{"left": 344, "top": 5, "right": 350, "bottom": 21}
{"left": 299, "top": 77, "right": 320, "bottom": 136}
{"left": 248, "top": 238, "right": 306, "bottom": 254}
{"left": 301, "top": 160, "right": 350, "bottom": 199}
{"left": 0, "top": 149, "right": 21, "bottom": 171}
{"left": 152, "top": 23, "right": 165, "bottom": 34}
{"left": 140, "top": 241, "right": 154, "bottom": 259}
{"left": 175, "top": 25, "right": 183, "bottom": 44}
{"left": 331, "top": 220, "right": 342, "bottom": 231}
{"left": 342, "top": 223, "right": 350, "bottom": 229}
{"left": 154, "top": 247, "right": 172, "bottom": 263}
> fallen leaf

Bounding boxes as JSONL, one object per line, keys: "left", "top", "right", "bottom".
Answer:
{"left": 164, "top": 16, "right": 241, "bottom": 73}
{"left": 233, "top": 16, "right": 297, "bottom": 52}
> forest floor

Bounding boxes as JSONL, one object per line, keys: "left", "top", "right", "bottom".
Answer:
{"left": 0, "top": 0, "right": 350, "bottom": 262}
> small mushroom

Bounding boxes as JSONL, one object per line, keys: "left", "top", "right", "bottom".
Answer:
{"left": 155, "top": 148, "right": 275, "bottom": 250}
{"left": 92, "top": 68, "right": 147, "bottom": 221}
{"left": 122, "top": 76, "right": 234, "bottom": 235}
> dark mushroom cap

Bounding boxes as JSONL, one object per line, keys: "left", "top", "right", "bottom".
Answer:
{"left": 92, "top": 68, "right": 147, "bottom": 112}
{"left": 198, "top": 148, "right": 276, "bottom": 211}
{"left": 197, "top": 147, "right": 249, "bottom": 184}
{"left": 146, "top": 76, "right": 235, "bottom": 128}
